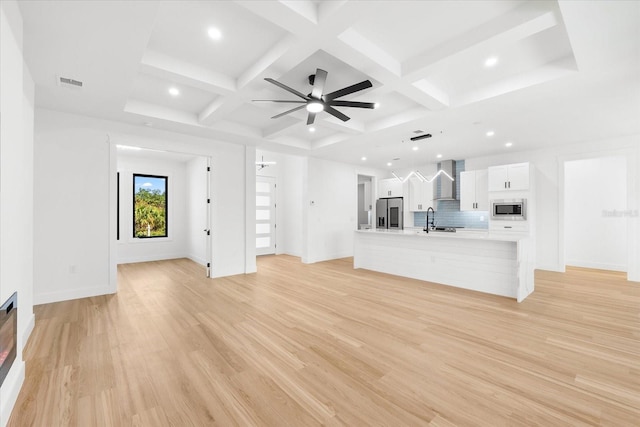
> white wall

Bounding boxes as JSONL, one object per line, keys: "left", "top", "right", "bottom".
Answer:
{"left": 186, "top": 156, "right": 208, "bottom": 265}
{"left": 117, "top": 154, "right": 188, "bottom": 264}
{"left": 465, "top": 134, "right": 640, "bottom": 281}
{"left": 33, "top": 120, "right": 113, "bottom": 304}
{"left": 303, "top": 157, "right": 385, "bottom": 263}
{"left": 0, "top": 1, "right": 35, "bottom": 424}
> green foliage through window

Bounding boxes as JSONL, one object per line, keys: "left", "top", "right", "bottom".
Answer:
{"left": 133, "top": 174, "right": 167, "bottom": 238}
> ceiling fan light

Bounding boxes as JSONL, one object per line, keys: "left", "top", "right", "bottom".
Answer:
{"left": 306, "top": 101, "right": 324, "bottom": 113}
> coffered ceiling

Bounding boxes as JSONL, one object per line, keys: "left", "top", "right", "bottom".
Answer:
{"left": 19, "top": 0, "right": 640, "bottom": 169}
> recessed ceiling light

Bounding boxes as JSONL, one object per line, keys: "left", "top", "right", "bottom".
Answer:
{"left": 436, "top": 154, "right": 443, "bottom": 159}
{"left": 484, "top": 56, "right": 498, "bottom": 67}
{"left": 505, "top": 142, "right": 513, "bottom": 147}
{"left": 168, "top": 87, "right": 180, "bottom": 96}
{"left": 207, "top": 27, "right": 222, "bottom": 40}
{"left": 486, "top": 130, "right": 495, "bottom": 137}
{"left": 361, "top": 156, "right": 367, "bottom": 161}
{"left": 387, "top": 162, "right": 392, "bottom": 166}
{"left": 412, "top": 146, "right": 419, "bottom": 151}
{"left": 309, "top": 127, "right": 315, "bottom": 132}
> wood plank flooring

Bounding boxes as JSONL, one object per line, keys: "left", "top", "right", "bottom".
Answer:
{"left": 8, "top": 256, "right": 640, "bottom": 426}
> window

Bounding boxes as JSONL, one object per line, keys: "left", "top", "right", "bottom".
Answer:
{"left": 133, "top": 174, "right": 168, "bottom": 238}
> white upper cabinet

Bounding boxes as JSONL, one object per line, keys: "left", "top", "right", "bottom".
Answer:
{"left": 408, "top": 177, "right": 435, "bottom": 211}
{"left": 488, "top": 162, "right": 530, "bottom": 192}
{"left": 378, "top": 178, "right": 403, "bottom": 198}
{"left": 460, "top": 170, "right": 489, "bottom": 211}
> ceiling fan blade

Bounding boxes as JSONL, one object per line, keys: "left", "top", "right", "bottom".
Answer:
{"left": 252, "top": 100, "right": 307, "bottom": 103}
{"left": 328, "top": 100, "right": 375, "bottom": 109}
{"left": 323, "top": 80, "right": 373, "bottom": 101}
{"left": 311, "top": 68, "right": 328, "bottom": 100}
{"left": 265, "top": 78, "right": 310, "bottom": 100}
{"left": 307, "top": 112, "right": 316, "bottom": 125}
{"left": 271, "top": 104, "right": 306, "bottom": 119}
{"left": 324, "top": 105, "right": 350, "bottom": 122}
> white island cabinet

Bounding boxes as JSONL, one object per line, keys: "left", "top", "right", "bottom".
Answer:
{"left": 354, "top": 229, "right": 535, "bottom": 302}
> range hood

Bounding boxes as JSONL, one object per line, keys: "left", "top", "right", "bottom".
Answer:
{"left": 434, "top": 159, "right": 457, "bottom": 200}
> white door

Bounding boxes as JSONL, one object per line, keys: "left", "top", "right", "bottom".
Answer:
{"left": 256, "top": 176, "right": 276, "bottom": 255}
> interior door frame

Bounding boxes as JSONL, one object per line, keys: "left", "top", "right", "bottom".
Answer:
{"left": 256, "top": 175, "right": 276, "bottom": 255}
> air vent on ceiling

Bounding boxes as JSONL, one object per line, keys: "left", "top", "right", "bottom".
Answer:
{"left": 57, "top": 75, "right": 83, "bottom": 90}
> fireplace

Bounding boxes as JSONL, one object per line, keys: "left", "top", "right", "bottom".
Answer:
{"left": 0, "top": 292, "right": 17, "bottom": 387}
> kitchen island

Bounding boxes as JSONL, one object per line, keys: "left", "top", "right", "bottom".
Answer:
{"left": 354, "top": 229, "right": 535, "bottom": 302}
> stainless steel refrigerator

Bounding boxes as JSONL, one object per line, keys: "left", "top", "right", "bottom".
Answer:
{"left": 376, "top": 197, "right": 403, "bottom": 230}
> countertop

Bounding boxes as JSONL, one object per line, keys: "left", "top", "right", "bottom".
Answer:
{"left": 355, "top": 228, "right": 529, "bottom": 242}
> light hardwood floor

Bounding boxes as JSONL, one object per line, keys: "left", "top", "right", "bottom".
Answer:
{"left": 9, "top": 256, "right": 640, "bottom": 426}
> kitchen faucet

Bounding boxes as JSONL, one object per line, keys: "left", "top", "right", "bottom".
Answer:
{"left": 424, "top": 207, "right": 435, "bottom": 233}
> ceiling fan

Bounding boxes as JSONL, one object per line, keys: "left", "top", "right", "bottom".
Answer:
{"left": 253, "top": 68, "right": 375, "bottom": 125}
{"left": 256, "top": 155, "right": 276, "bottom": 170}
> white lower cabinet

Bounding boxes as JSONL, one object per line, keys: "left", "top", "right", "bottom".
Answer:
{"left": 460, "top": 170, "right": 488, "bottom": 211}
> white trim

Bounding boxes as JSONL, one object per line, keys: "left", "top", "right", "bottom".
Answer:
{"left": 0, "top": 361, "right": 24, "bottom": 427}
{"left": 565, "top": 260, "right": 627, "bottom": 272}
{"left": 117, "top": 254, "right": 187, "bottom": 264}
{"left": 22, "top": 312, "right": 35, "bottom": 350}
{"left": 187, "top": 255, "right": 207, "bottom": 266}
{"left": 34, "top": 284, "right": 115, "bottom": 305}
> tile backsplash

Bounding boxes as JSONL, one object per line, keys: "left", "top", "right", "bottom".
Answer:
{"left": 413, "top": 160, "right": 489, "bottom": 229}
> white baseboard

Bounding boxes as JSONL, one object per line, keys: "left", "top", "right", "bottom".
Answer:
{"left": 34, "top": 284, "right": 115, "bottom": 305}
{"left": 22, "top": 313, "right": 35, "bottom": 350}
{"left": 0, "top": 360, "right": 25, "bottom": 427}
{"left": 187, "top": 254, "right": 207, "bottom": 266}
{"left": 565, "top": 260, "right": 627, "bottom": 272}
{"left": 117, "top": 253, "right": 187, "bottom": 264}
{"left": 303, "top": 251, "right": 353, "bottom": 264}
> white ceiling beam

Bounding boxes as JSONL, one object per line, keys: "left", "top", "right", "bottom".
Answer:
{"left": 366, "top": 107, "right": 430, "bottom": 133}
{"left": 402, "top": 7, "right": 559, "bottom": 78}
{"left": 279, "top": 0, "right": 318, "bottom": 24}
{"left": 198, "top": 97, "right": 245, "bottom": 126}
{"left": 338, "top": 29, "right": 401, "bottom": 77}
{"left": 235, "top": 0, "right": 314, "bottom": 35}
{"left": 124, "top": 99, "right": 201, "bottom": 126}
{"left": 237, "top": 35, "right": 298, "bottom": 90}
{"left": 310, "top": 133, "right": 351, "bottom": 150}
{"left": 140, "top": 50, "right": 236, "bottom": 95}
{"left": 320, "top": 115, "right": 364, "bottom": 134}
{"left": 451, "top": 56, "right": 578, "bottom": 107}
{"left": 262, "top": 117, "right": 300, "bottom": 138}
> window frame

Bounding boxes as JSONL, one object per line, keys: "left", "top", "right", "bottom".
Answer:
{"left": 132, "top": 173, "right": 169, "bottom": 239}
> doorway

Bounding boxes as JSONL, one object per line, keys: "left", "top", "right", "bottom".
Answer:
{"left": 564, "top": 156, "right": 627, "bottom": 272}
{"left": 357, "top": 175, "right": 374, "bottom": 230}
{"left": 256, "top": 175, "right": 276, "bottom": 255}
{"left": 114, "top": 146, "right": 212, "bottom": 276}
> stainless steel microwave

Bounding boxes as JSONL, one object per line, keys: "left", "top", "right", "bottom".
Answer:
{"left": 491, "top": 199, "right": 526, "bottom": 220}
